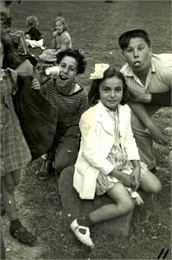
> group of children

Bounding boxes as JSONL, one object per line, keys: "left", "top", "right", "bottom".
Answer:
{"left": 24, "top": 15, "right": 72, "bottom": 63}
{"left": 1, "top": 6, "right": 169, "bottom": 255}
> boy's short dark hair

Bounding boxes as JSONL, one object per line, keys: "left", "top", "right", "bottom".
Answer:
{"left": 56, "top": 49, "right": 87, "bottom": 75}
{"left": 118, "top": 29, "right": 151, "bottom": 51}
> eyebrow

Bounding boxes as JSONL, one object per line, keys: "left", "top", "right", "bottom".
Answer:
{"left": 102, "top": 85, "right": 123, "bottom": 88}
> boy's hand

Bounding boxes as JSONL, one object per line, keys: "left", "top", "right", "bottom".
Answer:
{"left": 149, "top": 124, "right": 169, "bottom": 145}
{"left": 31, "top": 78, "right": 41, "bottom": 90}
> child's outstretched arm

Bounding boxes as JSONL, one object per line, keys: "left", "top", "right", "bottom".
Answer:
{"left": 129, "top": 102, "right": 168, "bottom": 145}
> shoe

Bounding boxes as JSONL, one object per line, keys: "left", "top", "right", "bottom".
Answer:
{"left": 37, "top": 160, "right": 53, "bottom": 181}
{"left": 10, "top": 224, "right": 37, "bottom": 246}
{"left": 70, "top": 219, "right": 94, "bottom": 248}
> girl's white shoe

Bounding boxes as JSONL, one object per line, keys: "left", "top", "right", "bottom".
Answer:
{"left": 70, "top": 219, "right": 94, "bottom": 248}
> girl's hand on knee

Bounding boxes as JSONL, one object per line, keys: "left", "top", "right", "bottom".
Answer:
{"left": 131, "top": 168, "right": 141, "bottom": 191}
{"left": 121, "top": 173, "right": 136, "bottom": 188}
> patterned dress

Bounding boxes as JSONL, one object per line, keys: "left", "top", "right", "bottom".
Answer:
{"left": 0, "top": 68, "right": 31, "bottom": 176}
{"left": 96, "top": 107, "right": 147, "bottom": 195}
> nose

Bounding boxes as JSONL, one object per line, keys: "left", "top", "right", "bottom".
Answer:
{"left": 134, "top": 49, "right": 139, "bottom": 58}
{"left": 62, "top": 66, "right": 68, "bottom": 74}
{"left": 110, "top": 90, "right": 116, "bottom": 98}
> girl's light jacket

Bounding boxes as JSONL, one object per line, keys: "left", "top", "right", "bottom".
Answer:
{"left": 73, "top": 100, "right": 140, "bottom": 200}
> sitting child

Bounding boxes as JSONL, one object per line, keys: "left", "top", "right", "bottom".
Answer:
{"left": 70, "top": 64, "right": 162, "bottom": 248}
{"left": 39, "top": 16, "right": 72, "bottom": 63}
{"left": 25, "top": 16, "right": 45, "bottom": 50}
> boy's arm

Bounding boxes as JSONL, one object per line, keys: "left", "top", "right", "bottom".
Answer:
{"left": 129, "top": 89, "right": 171, "bottom": 107}
{"left": 129, "top": 102, "right": 168, "bottom": 145}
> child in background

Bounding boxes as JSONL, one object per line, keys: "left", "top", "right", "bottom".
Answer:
{"left": 39, "top": 16, "right": 72, "bottom": 63}
{"left": 25, "top": 16, "right": 45, "bottom": 50}
{"left": 0, "top": 31, "right": 37, "bottom": 246}
{"left": 70, "top": 64, "right": 162, "bottom": 248}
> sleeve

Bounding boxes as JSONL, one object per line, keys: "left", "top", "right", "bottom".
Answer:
{"left": 80, "top": 113, "right": 114, "bottom": 175}
{"left": 40, "top": 82, "right": 47, "bottom": 96}
{"left": 151, "top": 89, "right": 171, "bottom": 107}
{"left": 76, "top": 92, "right": 88, "bottom": 123}
{"left": 61, "top": 32, "right": 72, "bottom": 50}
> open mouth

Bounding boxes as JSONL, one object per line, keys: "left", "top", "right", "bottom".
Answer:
{"left": 59, "top": 75, "right": 68, "bottom": 81}
{"left": 133, "top": 61, "right": 141, "bottom": 68}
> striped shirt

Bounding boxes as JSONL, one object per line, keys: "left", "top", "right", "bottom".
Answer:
{"left": 120, "top": 53, "right": 172, "bottom": 94}
{"left": 41, "top": 77, "right": 88, "bottom": 126}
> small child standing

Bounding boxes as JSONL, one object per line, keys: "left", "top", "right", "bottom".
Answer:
{"left": 70, "top": 64, "right": 162, "bottom": 248}
{"left": 39, "top": 16, "right": 72, "bottom": 63}
{"left": 25, "top": 16, "right": 45, "bottom": 50}
{"left": 0, "top": 30, "right": 37, "bottom": 246}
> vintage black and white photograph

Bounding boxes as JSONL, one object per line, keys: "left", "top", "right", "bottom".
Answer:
{"left": 0, "top": 0, "right": 171, "bottom": 259}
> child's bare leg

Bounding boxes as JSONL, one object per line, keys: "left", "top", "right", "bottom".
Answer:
{"left": 1, "top": 170, "right": 37, "bottom": 246}
{"left": 140, "top": 170, "right": 162, "bottom": 194}
{"left": 71, "top": 183, "right": 134, "bottom": 248}
{"left": 89, "top": 183, "right": 134, "bottom": 224}
{"left": 1, "top": 171, "right": 19, "bottom": 221}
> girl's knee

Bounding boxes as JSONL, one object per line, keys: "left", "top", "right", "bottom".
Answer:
{"left": 120, "top": 197, "right": 134, "bottom": 214}
{"left": 151, "top": 179, "right": 162, "bottom": 194}
{"left": 142, "top": 171, "right": 162, "bottom": 194}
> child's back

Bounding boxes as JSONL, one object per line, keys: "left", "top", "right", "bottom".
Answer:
{"left": 25, "top": 26, "right": 42, "bottom": 41}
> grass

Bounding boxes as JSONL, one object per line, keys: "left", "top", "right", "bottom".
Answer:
{"left": 5, "top": 1, "right": 172, "bottom": 259}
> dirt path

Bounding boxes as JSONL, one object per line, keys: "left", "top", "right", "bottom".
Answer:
{"left": 1, "top": 1, "right": 171, "bottom": 259}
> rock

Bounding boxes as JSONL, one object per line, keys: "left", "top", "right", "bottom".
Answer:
{"left": 59, "top": 166, "right": 133, "bottom": 238}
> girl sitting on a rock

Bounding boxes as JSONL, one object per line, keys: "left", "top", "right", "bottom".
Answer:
{"left": 70, "top": 64, "right": 162, "bottom": 248}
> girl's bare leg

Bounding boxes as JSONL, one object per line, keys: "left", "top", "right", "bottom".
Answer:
{"left": 89, "top": 183, "right": 134, "bottom": 224}
{"left": 140, "top": 170, "right": 162, "bottom": 194}
{"left": 1, "top": 170, "right": 20, "bottom": 221}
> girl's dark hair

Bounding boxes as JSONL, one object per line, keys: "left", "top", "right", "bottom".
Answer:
{"left": 1, "top": 30, "right": 21, "bottom": 69}
{"left": 88, "top": 65, "right": 128, "bottom": 107}
{"left": 56, "top": 49, "right": 87, "bottom": 74}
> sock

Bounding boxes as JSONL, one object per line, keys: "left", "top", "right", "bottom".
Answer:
{"left": 77, "top": 215, "right": 93, "bottom": 228}
{"left": 10, "top": 219, "right": 22, "bottom": 230}
{"left": 77, "top": 215, "right": 93, "bottom": 235}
